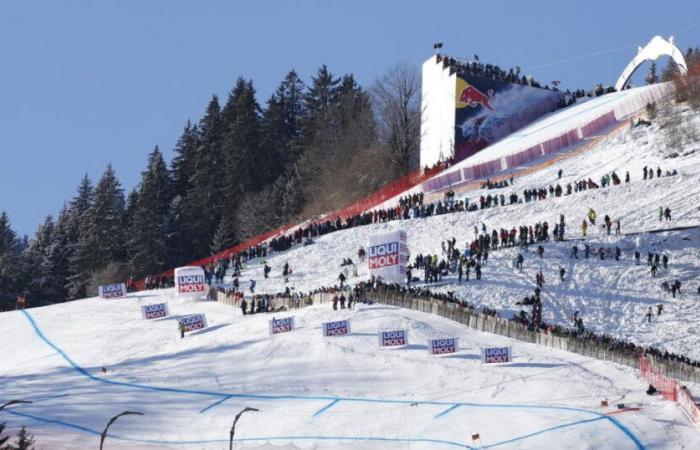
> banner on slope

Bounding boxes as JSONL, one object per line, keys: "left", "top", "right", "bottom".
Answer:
{"left": 180, "top": 314, "right": 208, "bottom": 332}
{"left": 174, "top": 266, "right": 206, "bottom": 297}
{"left": 323, "top": 319, "right": 350, "bottom": 337}
{"left": 454, "top": 73, "right": 566, "bottom": 163}
{"left": 480, "top": 347, "right": 512, "bottom": 364}
{"left": 378, "top": 330, "right": 408, "bottom": 347}
{"left": 99, "top": 283, "right": 127, "bottom": 299}
{"left": 428, "top": 338, "right": 459, "bottom": 355}
{"left": 367, "top": 230, "right": 409, "bottom": 284}
{"left": 270, "top": 317, "right": 295, "bottom": 335}
{"left": 141, "top": 303, "right": 169, "bottom": 320}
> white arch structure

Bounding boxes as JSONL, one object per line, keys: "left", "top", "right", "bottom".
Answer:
{"left": 615, "top": 35, "right": 687, "bottom": 91}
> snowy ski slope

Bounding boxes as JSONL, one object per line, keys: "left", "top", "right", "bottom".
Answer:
{"left": 222, "top": 107, "right": 700, "bottom": 360}
{"left": 2, "top": 99, "right": 699, "bottom": 449}
{"left": 2, "top": 293, "right": 699, "bottom": 449}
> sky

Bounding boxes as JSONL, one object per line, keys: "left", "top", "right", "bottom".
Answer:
{"left": 0, "top": 0, "right": 698, "bottom": 236}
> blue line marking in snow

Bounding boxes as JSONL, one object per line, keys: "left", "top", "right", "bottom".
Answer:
{"left": 199, "top": 395, "right": 232, "bottom": 413}
{"left": 17, "top": 310, "right": 646, "bottom": 450}
{"left": 5, "top": 410, "right": 472, "bottom": 448}
{"left": 312, "top": 398, "right": 340, "bottom": 417}
{"left": 434, "top": 404, "right": 460, "bottom": 418}
{"left": 480, "top": 416, "right": 605, "bottom": 448}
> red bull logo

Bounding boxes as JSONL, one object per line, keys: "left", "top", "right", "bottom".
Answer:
{"left": 456, "top": 78, "right": 495, "bottom": 111}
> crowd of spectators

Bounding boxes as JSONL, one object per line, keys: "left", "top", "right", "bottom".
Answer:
{"left": 360, "top": 280, "right": 700, "bottom": 368}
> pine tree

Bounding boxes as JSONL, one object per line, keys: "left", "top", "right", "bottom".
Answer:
{"left": 124, "top": 189, "right": 139, "bottom": 232}
{"left": 23, "top": 215, "right": 64, "bottom": 305}
{"left": 127, "top": 147, "right": 174, "bottom": 278}
{"left": 260, "top": 70, "right": 306, "bottom": 183}
{"left": 661, "top": 58, "right": 680, "bottom": 82}
{"left": 645, "top": 62, "right": 657, "bottom": 85}
{"left": 281, "top": 168, "right": 304, "bottom": 219}
{"left": 0, "top": 212, "right": 22, "bottom": 311}
{"left": 171, "top": 120, "right": 200, "bottom": 199}
{"left": 64, "top": 175, "right": 94, "bottom": 299}
{"left": 0, "top": 421, "right": 9, "bottom": 449}
{"left": 222, "top": 78, "right": 261, "bottom": 194}
{"left": 180, "top": 96, "right": 224, "bottom": 259}
{"left": 219, "top": 78, "right": 263, "bottom": 246}
{"left": 68, "top": 166, "right": 125, "bottom": 298}
{"left": 210, "top": 217, "right": 237, "bottom": 254}
{"left": 304, "top": 65, "right": 340, "bottom": 129}
{"left": 11, "top": 426, "right": 35, "bottom": 450}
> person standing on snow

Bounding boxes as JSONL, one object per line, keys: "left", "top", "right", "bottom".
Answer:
{"left": 559, "top": 267, "right": 566, "bottom": 282}
{"left": 178, "top": 321, "right": 186, "bottom": 339}
{"left": 587, "top": 208, "right": 597, "bottom": 225}
{"left": 570, "top": 246, "right": 578, "bottom": 259}
{"left": 581, "top": 219, "right": 588, "bottom": 237}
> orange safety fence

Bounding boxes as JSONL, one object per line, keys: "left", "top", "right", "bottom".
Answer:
{"left": 640, "top": 355, "right": 700, "bottom": 425}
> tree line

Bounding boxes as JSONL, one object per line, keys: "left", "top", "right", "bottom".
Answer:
{"left": 0, "top": 64, "right": 421, "bottom": 310}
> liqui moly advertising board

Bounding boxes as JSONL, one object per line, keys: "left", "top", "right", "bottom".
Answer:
{"left": 481, "top": 347, "right": 513, "bottom": 364}
{"left": 270, "top": 317, "right": 295, "bottom": 335}
{"left": 428, "top": 338, "right": 459, "bottom": 355}
{"left": 141, "top": 303, "right": 169, "bottom": 320}
{"left": 180, "top": 314, "right": 208, "bottom": 332}
{"left": 99, "top": 283, "right": 127, "bottom": 299}
{"left": 174, "top": 266, "right": 206, "bottom": 297}
{"left": 323, "top": 320, "right": 350, "bottom": 337}
{"left": 367, "top": 230, "right": 409, "bottom": 284}
{"left": 378, "top": 330, "right": 408, "bottom": 347}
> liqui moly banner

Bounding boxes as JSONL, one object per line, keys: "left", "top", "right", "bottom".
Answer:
{"left": 270, "top": 317, "right": 294, "bottom": 335}
{"left": 367, "top": 230, "right": 409, "bottom": 284}
{"left": 323, "top": 320, "right": 350, "bottom": 337}
{"left": 141, "top": 303, "right": 169, "bottom": 320}
{"left": 481, "top": 347, "right": 512, "bottom": 364}
{"left": 174, "top": 266, "right": 206, "bottom": 296}
{"left": 428, "top": 338, "right": 459, "bottom": 355}
{"left": 180, "top": 314, "right": 208, "bottom": 332}
{"left": 99, "top": 283, "right": 127, "bottom": 299}
{"left": 378, "top": 330, "right": 408, "bottom": 347}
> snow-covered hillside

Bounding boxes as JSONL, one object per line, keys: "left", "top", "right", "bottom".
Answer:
{"left": 224, "top": 107, "right": 700, "bottom": 359}
{"left": 2, "top": 104, "right": 699, "bottom": 449}
{"left": 2, "top": 292, "right": 699, "bottom": 449}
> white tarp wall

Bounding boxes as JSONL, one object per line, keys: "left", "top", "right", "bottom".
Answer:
{"left": 420, "top": 55, "right": 456, "bottom": 169}
{"left": 174, "top": 266, "right": 206, "bottom": 297}
{"left": 416, "top": 83, "right": 673, "bottom": 194}
{"left": 367, "top": 230, "right": 409, "bottom": 284}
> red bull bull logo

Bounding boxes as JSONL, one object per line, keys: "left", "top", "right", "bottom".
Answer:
{"left": 456, "top": 77, "right": 495, "bottom": 111}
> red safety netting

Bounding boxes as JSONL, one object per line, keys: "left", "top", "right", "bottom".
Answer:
{"left": 640, "top": 355, "right": 700, "bottom": 425}
{"left": 581, "top": 111, "right": 616, "bottom": 138}
{"left": 640, "top": 355, "right": 677, "bottom": 401}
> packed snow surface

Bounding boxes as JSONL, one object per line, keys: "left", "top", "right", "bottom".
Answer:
{"left": 2, "top": 293, "right": 699, "bottom": 449}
